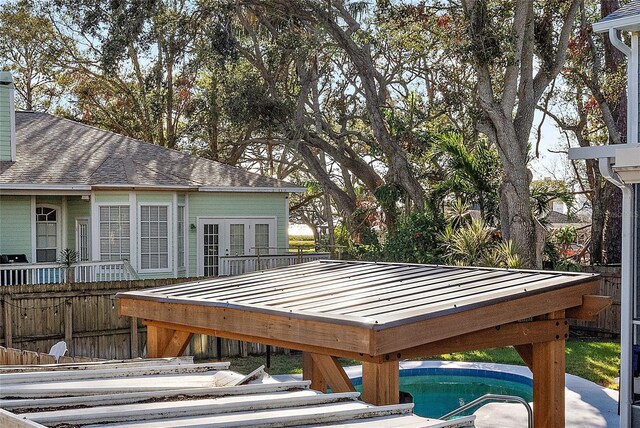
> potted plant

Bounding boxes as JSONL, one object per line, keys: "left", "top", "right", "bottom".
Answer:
{"left": 58, "top": 248, "right": 79, "bottom": 284}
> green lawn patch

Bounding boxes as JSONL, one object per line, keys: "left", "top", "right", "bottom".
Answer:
{"left": 224, "top": 339, "right": 620, "bottom": 390}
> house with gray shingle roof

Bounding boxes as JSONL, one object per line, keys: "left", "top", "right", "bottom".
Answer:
{"left": 0, "top": 72, "right": 305, "bottom": 282}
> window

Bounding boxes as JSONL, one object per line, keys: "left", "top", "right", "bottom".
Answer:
{"left": 140, "top": 205, "right": 169, "bottom": 270}
{"left": 229, "top": 223, "right": 245, "bottom": 256}
{"left": 177, "top": 205, "right": 185, "bottom": 268}
{"left": 36, "top": 206, "right": 57, "bottom": 262}
{"left": 254, "top": 224, "right": 270, "bottom": 254}
{"left": 99, "top": 206, "right": 130, "bottom": 261}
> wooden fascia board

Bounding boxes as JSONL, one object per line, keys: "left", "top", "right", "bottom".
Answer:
{"left": 119, "top": 298, "right": 374, "bottom": 356}
{"left": 143, "top": 319, "right": 384, "bottom": 363}
{"left": 371, "top": 280, "right": 599, "bottom": 355}
{"left": 565, "top": 295, "right": 612, "bottom": 320}
{"left": 395, "top": 319, "right": 568, "bottom": 360}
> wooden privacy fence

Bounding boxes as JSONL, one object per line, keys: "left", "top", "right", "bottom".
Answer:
{"left": 0, "top": 278, "right": 284, "bottom": 361}
{"left": 570, "top": 265, "right": 621, "bottom": 337}
{"left": 0, "top": 346, "right": 101, "bottom": 365}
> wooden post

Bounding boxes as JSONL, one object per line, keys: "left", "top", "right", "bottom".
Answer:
{"left": 303, "top": 352, "right": 327, "bottom": 392}
{"left": 514, "top": 344, "right": 533, "bottom": 370}
{"left": 64, "top": 299, "right": 73, "bottom": 356}
{"left": 532, "top": 311, "right": 566, "bottom": 428}
{"left": 146, "top": 324, "right": 175, "bottom": 358}
{"left": 3, "top": 295, "right": 12, "bottom": 349}
{"left": 130, "top": 317, "right": 139, "bottom": 358}
{"left": 361, "top": 360, "right": 400, "bottom": 406}
{"left": 145, "top": 323, "right": 192, "bottom": 358}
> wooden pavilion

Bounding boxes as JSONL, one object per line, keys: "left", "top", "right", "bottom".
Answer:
{"left": 118, "top": 260, "right": 610, "bottom": 428}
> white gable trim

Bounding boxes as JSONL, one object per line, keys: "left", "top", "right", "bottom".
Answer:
{"left": 198, "top": 186, "right": 306, "bottom": 193}
{"left": 593, "top": 14, "right": 640, "bottom": 33}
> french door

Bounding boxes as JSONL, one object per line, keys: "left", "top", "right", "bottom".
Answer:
{"left": 197, "top": 218, "right": 276, "bottom": 277}
{"left": 75, "top": 218, "right": 90, "bottom": 261}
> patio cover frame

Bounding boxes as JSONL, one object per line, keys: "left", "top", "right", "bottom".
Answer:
{"left": 118, "top": 260, "right": 609, "bottom": 428}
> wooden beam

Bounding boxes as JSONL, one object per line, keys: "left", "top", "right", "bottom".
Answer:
{"left": 397, "top": 320, "right": 567, "bottom": 359}
{"left": 373, "top": 280, "right": 599, "bottom": 355}
{"left": 514, "top": 344, "right": 533, "bottom": 370}
{"left": 566, "top": 295, "right": 612, "bottom": 320}
{"left": 120, "top": 298, "right": 372, "bottom": 355}
{"left": 142, "top": 319, "right": 387, "bottom": 363}
{"left": 310, "top": 353, "right": 356, "bottom": 393}
{"left": 532, "top": 311, "right": 565, "bottom": 428}
{"left": 303, "top": 352, "right": 326, "bottom": 393}
{"left": 162, "top": 330, "right": 193, "bottom": 357}
{"left": 361, "top": 360, "right": 399, "bottom": 406}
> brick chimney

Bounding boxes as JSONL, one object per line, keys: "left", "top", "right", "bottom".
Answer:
{"left": 0, "top": 72, "right": 16, "bottom": 162}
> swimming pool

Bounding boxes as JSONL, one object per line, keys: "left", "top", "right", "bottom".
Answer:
{"left": 352, "top": 367, "right": 533, "bottom": 419}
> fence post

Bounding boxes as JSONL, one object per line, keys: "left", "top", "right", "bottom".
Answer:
{"left": 130, "top": 317, "right": 139, "bottom": 358}
{"left": 3, "top": 294, "right": 12, "bottom": 348}
{"left": 64, "top": 299, "right": 73, "bottom": 356}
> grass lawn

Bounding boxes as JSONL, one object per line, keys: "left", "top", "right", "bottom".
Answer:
{"left": 225, "top": 339, "right": 620, "bottom": 390}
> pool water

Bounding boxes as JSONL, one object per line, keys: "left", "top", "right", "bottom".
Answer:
{"left": 353, "top": 368, "right": 533, "bottom": 419}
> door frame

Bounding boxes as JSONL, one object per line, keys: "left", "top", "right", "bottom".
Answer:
{"left": 196, "top": 216, "right": 277, "bottom": 276}
{"left": 75, "top": 217, "right": 91, "bottom": 261}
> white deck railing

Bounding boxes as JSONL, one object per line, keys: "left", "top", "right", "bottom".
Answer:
{"left": 219, "top": 252, "right": 331, "bottom": 276}
{"left": 0, "top": 260, "right": 139, "bottom": 285}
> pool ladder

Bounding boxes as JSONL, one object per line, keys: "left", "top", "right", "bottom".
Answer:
{"left": 440, "top": 393, "right": 533, "bottom": 428}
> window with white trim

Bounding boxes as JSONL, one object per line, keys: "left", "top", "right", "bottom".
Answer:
{"left": 177, "top": 205, "right": 185, "bottom": 268}
{"left": 254, "top": 223, "right": 270, "bottom": 253}
{"left": 140, "top": 205, "right": 169, "bottom": 270}
{"left": 99, "top": 206, "right": 130, "bottom": 261}
{"left": 229, "top": 223, "right": 245, "bottom": 256}
{"left": 36, "top": 206, "right": 57, "bottom": 262}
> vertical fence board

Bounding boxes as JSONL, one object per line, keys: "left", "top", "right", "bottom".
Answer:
{"left": 1, "top": 278, "right": 291, "bottom": 361}
{"left": 569, "top": 265, "right": 621, "bottom": 337}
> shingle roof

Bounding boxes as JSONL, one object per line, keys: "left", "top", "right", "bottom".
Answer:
{"left": 593, "top": 1, "right": 640, "bottom": 32}
{"left": 0, "top": 112, "right": 304, "bottom": 191}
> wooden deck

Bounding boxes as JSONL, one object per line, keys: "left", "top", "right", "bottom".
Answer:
{"left": 118, "top": 260, "right": 610, "bottom": 428}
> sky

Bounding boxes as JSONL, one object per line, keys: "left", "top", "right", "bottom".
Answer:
{"left": 530, "top": 110, "right": 573, "bottom": 181}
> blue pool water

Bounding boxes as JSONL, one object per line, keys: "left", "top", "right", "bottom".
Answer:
{"left": 352, "top": 367, "right": 533, "bottom": 419}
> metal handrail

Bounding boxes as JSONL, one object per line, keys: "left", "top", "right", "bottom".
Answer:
{"left": 440, "top": 393, "right": 533, "bottom": 428}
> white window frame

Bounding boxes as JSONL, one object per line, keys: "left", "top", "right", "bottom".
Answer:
{"left": 75, "top": 217, "right": 91, "bottom": 261}
{"left": 196, "top": 217, "right": 277, "bottom": 276}
{"left": 177, "top": 204, "right": 186, "bottom": 269}
{"left": 96, "top": 203, "right": 131, "bottom": 262}
{"left": 34, "top": 204, "right": 61, "bottom": 263}
{"left": 137, "top": 203, "right": 173, "bottom": 273}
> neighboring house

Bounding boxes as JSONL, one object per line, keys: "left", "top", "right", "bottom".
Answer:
{"left": 0, "top": 72, "right": 305, "bottom": 281}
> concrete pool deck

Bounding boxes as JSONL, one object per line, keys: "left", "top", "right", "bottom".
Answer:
{"left": 273, "top": 360, "right": 619, "bottom": 427}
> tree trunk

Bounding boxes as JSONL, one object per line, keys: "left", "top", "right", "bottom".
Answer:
{"left": 498, "top": 161, "right": 538, "bottom": 267}
{"left": 604, "top": 185, "right": 622, "bottom": 263}
{"left": 600, "top": 0, "right": 625, "bottom": 264}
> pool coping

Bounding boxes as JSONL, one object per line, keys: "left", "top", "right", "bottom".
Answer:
{"left": 272, "top": 360, "right": 619, "bottom": 428}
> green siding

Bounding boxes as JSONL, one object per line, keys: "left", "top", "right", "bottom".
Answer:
{"left": 95, "top": 192, "right": 129, "bottom": 203}
{"left": 0, "top": 85, "right": 12, "bottom": 161}
{"left": 66, "top": 197, "right": 91, "bottom": 251}
{"left": 36, "top": 196, "right": 62, "bottom": 207}
{"left": 187, "top": 192, "right": 288, "bottom": 276}
{"left": 0, "top": 196, "right": 31, "bottom": 257}
{"left": 136, "top": 193, "right": 173, "bottom": 204}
